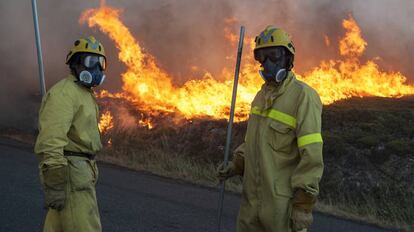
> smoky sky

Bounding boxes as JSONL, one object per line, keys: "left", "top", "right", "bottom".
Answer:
{"left": 0, "top": 0, "right": 413, "bottom": 131}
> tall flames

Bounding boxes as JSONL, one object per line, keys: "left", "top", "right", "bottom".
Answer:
{"left": 83, "top": 4, "right": 414, "bottom": 129}
{"left": 298, "top": 17, "right": 414, "bottom": 104}
{"left": 81, "top": 5, "right": 256, "bottom": 121}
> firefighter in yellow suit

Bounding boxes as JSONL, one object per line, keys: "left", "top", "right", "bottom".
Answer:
{"left": 218, "top": 26, "right": 324, "bottom": 232}
{"left": 34, "top": 36, "right": 107, "bottom": 232}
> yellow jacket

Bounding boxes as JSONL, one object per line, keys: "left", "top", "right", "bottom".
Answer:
{"left": 34, "top": 75, "right": 102, "bottom": 170}
{"left": 234, "top": 72, "right": 324, "bottom": 231}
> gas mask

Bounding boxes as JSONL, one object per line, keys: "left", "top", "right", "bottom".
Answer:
{"left": 77, "top": 55, "right": 107, "bottom": 88}
{"left": 259, "top": 58, "right": 288, "bottom": 82}
{"left": 254, "top": 46, "right": 291, "bottom": 83}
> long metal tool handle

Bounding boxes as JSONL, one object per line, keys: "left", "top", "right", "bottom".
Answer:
{"left": 217, "top": 25, "right": 245, "bottom": 232}
{"left": 31, "top": 0, "right": 46, "bottom": 96}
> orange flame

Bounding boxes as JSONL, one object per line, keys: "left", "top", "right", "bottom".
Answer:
{"left": 138, "top": 113, "right": 154, "bottom": 129}
{"left": 81, "top": 4, "right": 414, "bottom": 122}
{"left": 81, "top": 5, "right": 256, "bottom": 120}
{"left": 298, "top": 16, "right": 414, "bottom": 104}
{"left": 339, "top": 16, "right": 367, "bottom": 57}
{"left": 98, "top": 111, "right": 114, "bottom": 133}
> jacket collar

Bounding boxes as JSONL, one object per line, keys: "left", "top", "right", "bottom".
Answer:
{"left": 68, "top": 74, "right": 94, "bottom": 94}
{"left": 259, "top": 72, "right": 295, "bottom": 109}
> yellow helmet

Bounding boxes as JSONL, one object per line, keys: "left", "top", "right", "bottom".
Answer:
{"left": 66, "top": 36, "right": 106, "bottom": 64}
{"left": 254, "top": 26, "right": 295, "bottom": 55}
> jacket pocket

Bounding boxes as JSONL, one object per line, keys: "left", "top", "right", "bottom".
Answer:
{"left": 268, "top": 121, "right": 295, "bottom": 154}
{"left": 68, "top": 159, "right": 94, "bottom": 191}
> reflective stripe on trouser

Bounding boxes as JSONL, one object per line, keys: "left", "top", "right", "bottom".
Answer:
{"left": 236, "top": 194, "right": 307, "bottom": 232}
{"left": 43, "top": 156, "right": 101, "bottom": 232}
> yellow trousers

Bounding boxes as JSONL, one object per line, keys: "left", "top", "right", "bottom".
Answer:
{"left": 43, "top": 156, "right": 101, "bottom": 232}
{"left": 237, "top": 194, "right": 307, "bottom": 232}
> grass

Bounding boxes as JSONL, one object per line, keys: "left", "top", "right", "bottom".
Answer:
{"left": 98, "top": 133, "right": 413, "bottom": 231}
{"left": 98, "top": 127, "right": 243, "bottom": 192}
{"left": 1, "top": 96, "right": 413, "bottom": 231}
{"left": 96, "top": 96, "right": 414, "bottom": 231}
{"left": 100, "top": 145, "right": 413, "bottom": 231}
{"left": 316, "top": 185, "right": 413, "bottom": 231}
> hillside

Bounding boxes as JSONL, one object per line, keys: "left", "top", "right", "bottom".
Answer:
{"left": 96, "top": 96, "right": 414, "bottom": 230}
{"left": 1, "top": 96, "right": 412, "bottom": 230}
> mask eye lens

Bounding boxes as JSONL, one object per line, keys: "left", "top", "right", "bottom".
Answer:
{"left": 254, "top": 50, "right": 267, "bottom": 63}
{"left": 83, "top": 55, "right": 91, "bottom": 68}
{"left": 84, "top": 55, "right": 98, "bottom": 68}
{"left": 256, "top": 47, "right": 285, "bottom": 63}
{"left": 83, "top": 55, "right": 106, "bottom": 70}
{"left": 99, "top": 56, "right": 106, "bottom": 70}
{"left": 266, "top": 48, "right": 284, "bottom": 62}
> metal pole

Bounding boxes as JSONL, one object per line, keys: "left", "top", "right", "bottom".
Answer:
{"left": 217, "top": 25, "right": 245, "bottom": 232}
{"left": 31, "top": 0, "right": 46, "bottom": 96}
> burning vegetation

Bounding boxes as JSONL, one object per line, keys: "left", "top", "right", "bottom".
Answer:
{"left": 75, "top": 3, "right": 414, "bottom": 230}
{"left": 98, "top": 111, "right": 114, "bottom": 134}
{"left": 79, "top": 4, "right": 414, "bottom": 133}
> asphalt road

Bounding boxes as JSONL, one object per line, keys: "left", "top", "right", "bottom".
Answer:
{"left": 0, "top": 138, "right": 394, "bottom": 232}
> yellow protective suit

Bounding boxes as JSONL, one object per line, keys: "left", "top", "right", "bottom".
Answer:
{"left": 233, "top": 72, "right": 324, "bottom": 232}
{"left": 34, "top": 75, "right": 102, "bottom": 232}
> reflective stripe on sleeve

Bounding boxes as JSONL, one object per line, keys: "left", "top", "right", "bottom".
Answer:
{"left": 297, "top": 133, "right": 323, "bottom": 147}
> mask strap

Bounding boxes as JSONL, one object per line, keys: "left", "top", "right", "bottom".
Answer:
{"left": 98, "top": 75, "right": 106, "bottom": 86}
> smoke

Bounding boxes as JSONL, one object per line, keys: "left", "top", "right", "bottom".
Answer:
{"left": 0, "top": 0, "right": 413, "bottom": 131}
{"left": 228, "top": 0, "right": 414, "bottom": 77}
